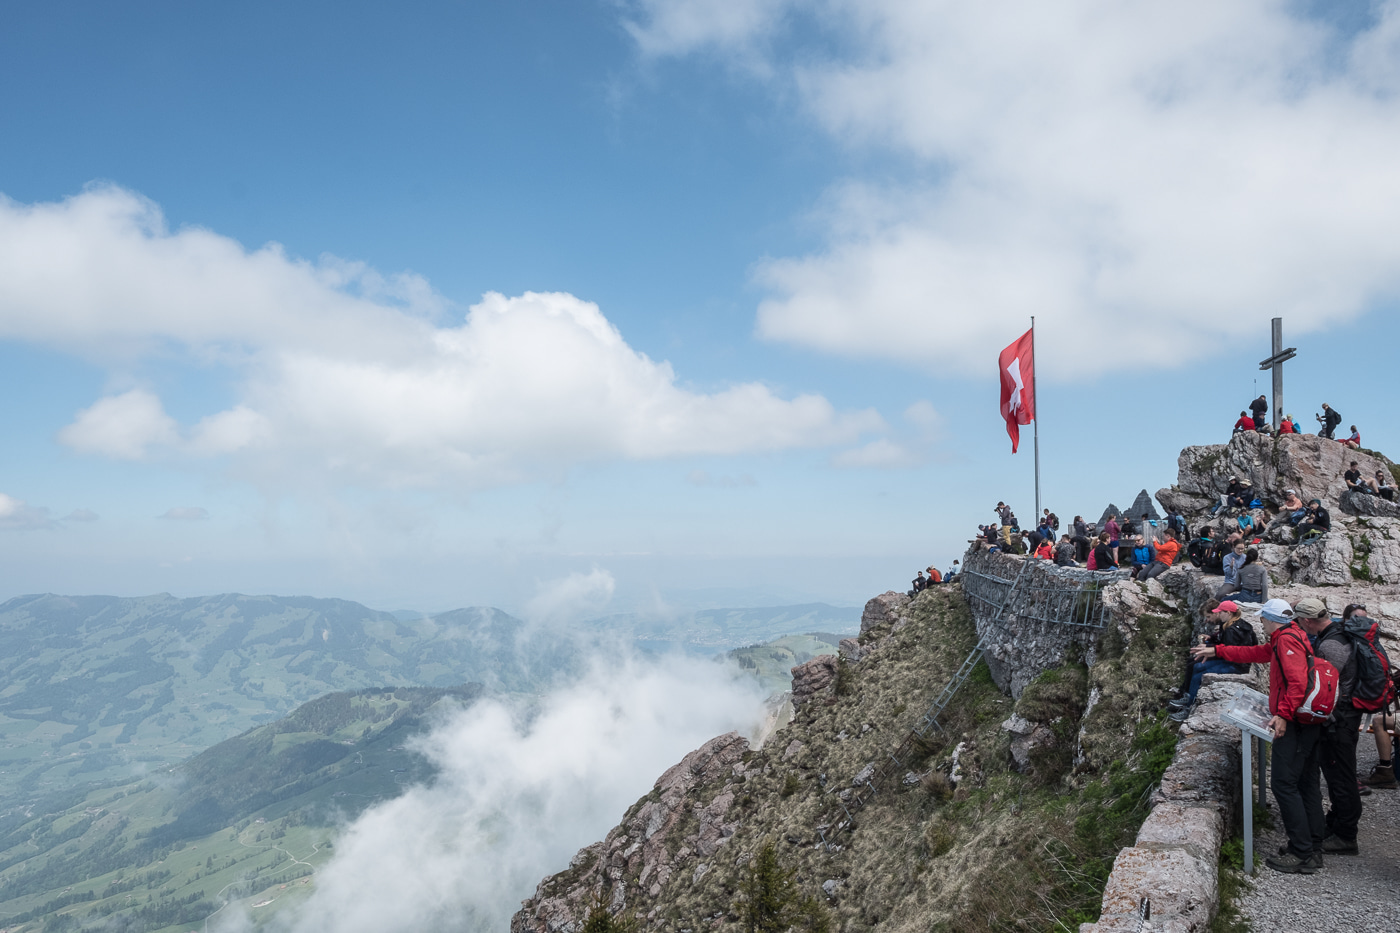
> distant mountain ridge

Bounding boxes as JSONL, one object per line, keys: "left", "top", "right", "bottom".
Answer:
{"left": 0, "top": 592, "right": 570, "bottom": 805}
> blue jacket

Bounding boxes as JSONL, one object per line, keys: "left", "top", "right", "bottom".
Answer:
{"left": 1132, "top": 545, "right": 1154, "bottom": 566}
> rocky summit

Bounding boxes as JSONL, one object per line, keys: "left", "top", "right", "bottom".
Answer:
{"left": 513, "top": 432, "right": 1399, "bottom": 932}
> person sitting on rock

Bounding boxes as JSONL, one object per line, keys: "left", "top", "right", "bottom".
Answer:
{"left": 1054, "top": 534, "right": 1077, "bottom": 567}
{"left": 1217, "top": 541, "right": 1248, "bottom": 596}
{"left": 1090, "top": 532, "right": 1116, "bottom": 571}
{"left": 1318, "top": 402, "right": 1341, "bottom": 439}
{"left": 1279, "top": 488, "right": 1306, "bottom": 521}
{"left": 1137, "top": 529, "right": 1182, "bottom": 581}
{"left": 1220, "top": 476, "right": 1252, "bottom": 512}
{"left": 1168, "top": 598, "right": 1259, "bottom": 722}
{"left": 945, "top": 560, "right": 960, "bottom": 583}
{"left": 1194, "top": 597, "right": 1324, "bottom": 873}
{"left": 1234, "top": 549, "right": 1268, "bottom": 603}
{"left": 1372, "top": 470, "right": 1395, "bottom": 502}
{"left": 1279, "top": 414, "right": 1297, "bottom": 434}
{"left": 1233, "top": 411, "right": 1256, "bottom": 434}
{"left": 1341, "top": 425, "right": 1361, "bottom": 449}
{"left": 1034, "top": 538, "right": 1054, "bottom": 560}
{"left": 910, "top": 571, "right": 926, "bottom": 596}
{"left": 1128, "top": 535, "right": 1155, "bottom": 579}
{"left": 926, "top": 565, "right": 942, "bottom": 585}
{"left": 1344, "top": 462, "right": 1372, "bottom": 497}
{"left": 1295, "top": 499, "right": 1331, "bottom": 542}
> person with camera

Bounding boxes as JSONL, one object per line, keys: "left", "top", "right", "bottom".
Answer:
{"left": 1318, "top": 403, "right": 1341, "bottom": 439}
{"left": 1168, "top": 599, "right": 1256, "bottom": 722}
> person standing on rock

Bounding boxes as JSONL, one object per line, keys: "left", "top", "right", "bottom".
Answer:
{"left": 1303, "top": 603, "right": 1363, "bottom": 856}
{"left": 1318, "top": 403, "right": 1341, "bottom": 439}
{"left": 1072, "top": 516, "right": 1091, "bottom": 563}
{"left": 1194, "top": 597, "right": 1326, "bottom": 873}
{"left": 1250, "top": 394, "right": 1268, "bottom": 430}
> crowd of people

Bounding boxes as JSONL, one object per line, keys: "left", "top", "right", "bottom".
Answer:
{"left": 908, "top": 561, "right": 959, "bottom": 597}
{"left": 1185, "top": 597, "right": 1397, "bottom": 873}
{"left": 1230, "top": 396, "right": 1360, "bottom": 446}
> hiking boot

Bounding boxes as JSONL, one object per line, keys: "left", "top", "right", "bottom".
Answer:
{"left": 1320, "top": 835, "right": 1359, "bottom": 855}
{"left": 1168, "top": 706, "right": 1192, "bottom": 722}
{"left": 1361, "top": 764, "right": 1398, "bottom": 789}
{"left": 1167, "top": 696, "right": 1190, "bottom": 711}
{"left": 1265, "top": 851, "right": 1318, "bottom": 874}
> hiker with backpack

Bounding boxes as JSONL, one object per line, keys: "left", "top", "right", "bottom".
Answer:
{"left": 1187, "top": 527, "right": 1224, "bottom": 574}
{"left": 1195, "top": 597, "right": 1337, "bottom": 873}
{"left": 1318, "top": 403, "right": 1341, "bottom": 439}
{"left": 1250, "top": 394, "right": 1268, "bottom": 430}
{"left": 1342, "top": 605, "right": 1399, "bottom": 792}
{"left": 1304, "top": 605, "right": 1364, "bottom": 855}
{"left": 1168, "top": 599, "right": 1257, "bottom": 722}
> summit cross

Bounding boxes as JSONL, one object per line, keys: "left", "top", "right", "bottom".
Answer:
{"left": 1258, "top": 317, "right": 1297, "bottom": 432}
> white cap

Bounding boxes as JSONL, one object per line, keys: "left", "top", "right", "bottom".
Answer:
{"left": 1259, "top": 598, "right": 1295, "bottom": 623}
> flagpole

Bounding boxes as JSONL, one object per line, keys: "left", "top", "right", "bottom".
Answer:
{"left": 1031, "top": 316, "right": 1040, "bottom": 521}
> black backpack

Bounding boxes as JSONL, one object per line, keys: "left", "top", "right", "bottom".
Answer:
{"left": 1324, "top": 618, "right": 1396, "bottom": 713}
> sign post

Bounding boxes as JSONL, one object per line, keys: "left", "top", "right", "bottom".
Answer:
{"left": 1221, "top": 687, "right": 1273, "bottom": 874}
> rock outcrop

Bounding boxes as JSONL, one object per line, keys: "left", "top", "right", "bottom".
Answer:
{"left": 511, "top": 732, "right": 753, "bottom": 933}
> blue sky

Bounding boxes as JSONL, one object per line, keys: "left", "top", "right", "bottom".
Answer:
{"left": 3, "top": 1, "right": 1400, "bottom": 614}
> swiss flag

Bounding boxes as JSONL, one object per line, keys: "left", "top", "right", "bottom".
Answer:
{"left": 998, "top": 328, "right": 1035, "bottom": 452}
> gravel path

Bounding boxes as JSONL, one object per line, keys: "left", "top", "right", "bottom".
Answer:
{"left": 1239, "top": 722, "right": 1400, "bottom": 933}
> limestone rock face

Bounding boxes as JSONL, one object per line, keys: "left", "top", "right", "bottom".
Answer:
{"left": 511, "top": 732, "right": 751, "bottom": 933}
{"left": 1285, "top": 532, "right": 1354, "bottom": 586}
{"left": 1001, "top": 714, "right": 1056, "bottom": 773}
{"left": 1166, "top": 432, "right": 1391, "bottom": 519}
{"left": 789, "top": 655, "right": 839, "bottom": 708}
{"left": 860, "top": 591, "right": 910, "bottom": 634}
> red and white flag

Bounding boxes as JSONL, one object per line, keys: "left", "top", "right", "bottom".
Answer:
{"left": 998, "top": 328, "right": 1036, "bottom": 452}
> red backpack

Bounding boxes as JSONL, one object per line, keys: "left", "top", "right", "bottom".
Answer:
{"left": 1333, "top": 617, "right": 1396, "bottom": 713}
{"left": 1274, "top": 626, "right": 1339, "bottom": 725}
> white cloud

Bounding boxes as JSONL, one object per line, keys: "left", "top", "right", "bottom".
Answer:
{"left": 622, "top": 0, "right": 792, "bottom": 57}
{"left": 632, "top": 1, "right": 1400, "bottom": 376}
{"left": 248, "top": 656, "right": 766, "bottom": 933}
{"left": 8, "top": 187, "right": 882, "bottom": 487}
{"left": 524, "top": 568, "right": 618, "bottom": 626}
{"left": 0, "top": 494, "right": 54, "bottom": 530}
{"left": 63, "top": 508, "right": 99, "bottom": 522}
{"left": 831, "top": 437, "right": 918, "bottom": 469}
{"left": 159, "top": 506, "right": 209, "bottom": 521}
{"left": 57, "top": 388, "right": 178, "bottom": 460}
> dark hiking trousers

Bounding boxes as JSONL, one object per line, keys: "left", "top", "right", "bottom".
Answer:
{"left": 1272, "top": 720, "right": 1324, "bottom": 857}
{"left": 1321, "top": 708, "right": 1363, "bottom": 843}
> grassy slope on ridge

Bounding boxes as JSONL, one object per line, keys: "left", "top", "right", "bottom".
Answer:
{"left": 0, "top": 685, "right": 478, "bottom": 933}
{"left": 524, "top": 583, "right": 1190, "bottom": 932}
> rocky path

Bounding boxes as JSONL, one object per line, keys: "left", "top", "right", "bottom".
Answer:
{"left": 1239, "top": 725, "right": 1400, "bottom": 933}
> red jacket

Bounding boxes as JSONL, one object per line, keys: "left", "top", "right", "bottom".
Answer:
{"left": 1234, "top": 416, "right": 1256, "bottom": 432}
{"left": 1215, "top": 623, "right": 1313, "bottom": 721}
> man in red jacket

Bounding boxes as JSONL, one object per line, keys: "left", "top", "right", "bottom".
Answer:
{"left": 1192, "top": 597, "right": 1326, "bottom": 873}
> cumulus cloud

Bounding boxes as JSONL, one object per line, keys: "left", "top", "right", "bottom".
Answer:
{"left": 0, "top": 494, "right": 54, "bottom": 530}
{"left": 242, "top": 655, "right": 766, "bottom": 933}
{"left": 629, "top": 0, "right": 1400, "bottom": 376}
{"left": 7, "top": 187, "right": 882, "bottom": 486}
{"left": 159, "top": 506, "right": 209, "bottom": 521}
{"left": 57, "top": 388, "right": 179, "bottom": 460}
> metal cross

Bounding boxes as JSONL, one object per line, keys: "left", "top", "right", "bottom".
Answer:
{"left": 1258, "top": 317, "right": 1297, "bottom": 431}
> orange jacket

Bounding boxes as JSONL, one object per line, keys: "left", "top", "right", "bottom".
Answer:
{"left": 1154, "top": 538, "right": 1181, "bottom": 567}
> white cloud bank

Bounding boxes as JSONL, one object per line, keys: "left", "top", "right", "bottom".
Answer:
{"left": 235, "top": 655, "right": 766, "bottom": 933}
{"left": 627, "top": 0, "right": 1400, "bottom": 376}
{"left": 0, "top": 186, "right": 881, "bottom": 486}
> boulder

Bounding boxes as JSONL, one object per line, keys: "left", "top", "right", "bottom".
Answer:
{"left": 790, "top": 655, "right": 839, "bottom": 708}
{"left": 1340, "top": 489, "right": 1400, "bottom": 519}
{"left": 1001, "top": 714, "right": 1057, "bottom": 773}
{"left": 1286, "top": 532, "right": 1354, "bottom": 586}
{"left": 860, "top": 591, "right": 909, "bottom": 634}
